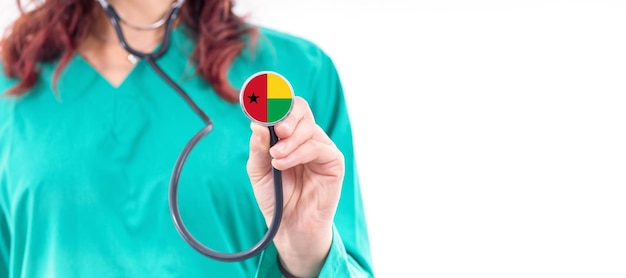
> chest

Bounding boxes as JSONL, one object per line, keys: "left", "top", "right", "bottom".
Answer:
{"left": 1, "top": 80, "right": 257, "bottom": 219}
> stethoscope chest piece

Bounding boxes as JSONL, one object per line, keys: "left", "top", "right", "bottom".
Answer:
{"left": 240, "top": 71, "right": 295, "bottom": 126}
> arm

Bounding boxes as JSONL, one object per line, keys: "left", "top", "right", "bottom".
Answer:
{"left": 249, "top": 52, "right": 373, "bottom": 277}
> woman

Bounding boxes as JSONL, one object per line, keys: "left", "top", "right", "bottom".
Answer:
{"left": 0, "top": 0, "right": 373, "bottom": 277}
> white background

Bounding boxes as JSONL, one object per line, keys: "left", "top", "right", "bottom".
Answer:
{"left": 3, "top": 1, "right": 626, "bottom": 277}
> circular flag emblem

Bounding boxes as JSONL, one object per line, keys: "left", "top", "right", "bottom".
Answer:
{"left": 239, "top": 71, "right": 295, "bottom": 126}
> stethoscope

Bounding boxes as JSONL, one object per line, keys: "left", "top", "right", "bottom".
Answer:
{"left": 95, "top": 0, "right": 285, "bottom": 262}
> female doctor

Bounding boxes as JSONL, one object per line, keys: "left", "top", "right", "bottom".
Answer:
{"left": 0, "top": 0, "right": 373, "bottom": 277}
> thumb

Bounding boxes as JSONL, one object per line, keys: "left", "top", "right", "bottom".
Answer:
{"left": 247, "top": 123, "right": 273, "bottom": 182}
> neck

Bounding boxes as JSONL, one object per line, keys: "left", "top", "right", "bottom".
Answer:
{"left": 106, "top": 0, "right": 177, "bottom": 28}
{"left": 91, "top": 0, "right": 179, "bottom": 51}
{"left": 77, "top": 0, "right": 179, "bottom": 78}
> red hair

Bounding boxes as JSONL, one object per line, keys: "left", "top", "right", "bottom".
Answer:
{"left": 0, "top": 0, "right": 257, "bottom": 102}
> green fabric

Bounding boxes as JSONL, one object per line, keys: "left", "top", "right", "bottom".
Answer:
{"left": 0, "top": 26, "right": 373, "bottom": 277}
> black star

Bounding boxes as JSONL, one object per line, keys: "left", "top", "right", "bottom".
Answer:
{"left": 248, "top": 92, "right": 259, "bottom": 104}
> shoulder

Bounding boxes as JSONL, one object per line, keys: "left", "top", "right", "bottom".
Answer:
{"left": 239, "top": 25, "right": 337, "bottom": 76}
{"left": 0, "top": 62, "right": 19, "bottom": 101}
{"left": 0, "top": 63, "right": 22, "bottom": 121}
{"left": 0, "top": 62, "right": 23, "bottom": 100}
{"left": 236, "top": 25, "right": 341, "bottom": 96}
{"left": 256, "top": 26, "right": 326, "bottom": 59}
{"left": 0, "top": 63, "right": 16, "bottom": 93}
{"left": 258, "top": 26, "right": 338, "bottom": 73}
{"left": 0, "top": 63, "right": 17, "bottom": 137}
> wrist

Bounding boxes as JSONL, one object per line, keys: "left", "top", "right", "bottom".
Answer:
{"left": 274, "top": 226, "right": 332, "bottom": 277}
{"left": 278, "top": 254, "right": 320, "bottom": 278}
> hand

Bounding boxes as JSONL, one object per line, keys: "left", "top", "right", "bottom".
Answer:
{"left": 247, "top": 96, "right": 345, "bottom": 277}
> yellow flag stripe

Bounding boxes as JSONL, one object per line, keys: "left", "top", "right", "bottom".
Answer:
{"left": 267, "top": 73, "right": 293, "bottom": 99}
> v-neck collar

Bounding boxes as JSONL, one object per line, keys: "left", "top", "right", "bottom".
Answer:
{"left": 73, "top": 53, "right": 144, "bottom": 90}
{"left": 40, "top": 26, "right": 196, "bottom": 102}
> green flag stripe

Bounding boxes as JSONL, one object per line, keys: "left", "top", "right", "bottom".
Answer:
{"left": 267, "top": 99, "right": 292, "bottom": 123}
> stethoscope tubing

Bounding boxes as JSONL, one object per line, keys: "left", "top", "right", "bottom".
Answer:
{"left": 95, "top": 0, "right": 284, "bottom": 262}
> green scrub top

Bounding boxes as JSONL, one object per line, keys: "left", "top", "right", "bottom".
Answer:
{"left": 0, "top": 26, "right": 373, "bottom": 277}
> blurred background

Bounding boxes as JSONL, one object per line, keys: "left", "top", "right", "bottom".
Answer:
{"left": 2, "top": 1, "right": 626, "bottom": 277}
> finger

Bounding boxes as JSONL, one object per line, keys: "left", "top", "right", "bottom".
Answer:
{"left": 247, "top": 123, "right": 272, "bottom": 179}
{"left": 250, "top": 122, "right": 271, "bottom": 151}
{"left": 271, "top": 127, "right": 344, "bottom": 172}
{"left": 273, "top": 97, "right": 314, "bottom": 139}
{"left": 269, "top": 116, "right": 316, "bottom": 160}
